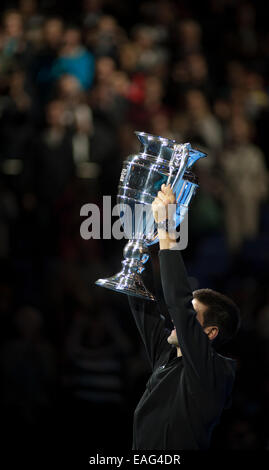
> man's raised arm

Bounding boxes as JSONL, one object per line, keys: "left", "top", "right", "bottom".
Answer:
{"left": 128, "top": 255, "right": 171, "bottom": 370}
{"left": 153, "top": 185, "right": 222, "bottom": 388}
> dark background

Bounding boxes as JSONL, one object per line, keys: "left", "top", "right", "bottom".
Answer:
{"left": 0, "top": 0, "right": 268, "bottom": 456}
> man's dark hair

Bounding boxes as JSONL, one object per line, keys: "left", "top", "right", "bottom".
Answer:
{"left": 193, "top": 288, "right": 241, "bottom": 347}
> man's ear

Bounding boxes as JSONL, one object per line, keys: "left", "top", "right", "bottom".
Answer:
{"left": 204, "top": 326, "right": 219, "bottom": 341}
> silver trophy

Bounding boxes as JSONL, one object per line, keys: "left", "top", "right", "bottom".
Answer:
{"left": 96, "top": 132, "right": 206, "bottom": 301}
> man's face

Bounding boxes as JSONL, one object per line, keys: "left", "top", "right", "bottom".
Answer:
{"left": 167, "top": 298, "right": 207, "bottom": 346}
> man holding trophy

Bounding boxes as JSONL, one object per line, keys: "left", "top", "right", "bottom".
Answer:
{"left": 95, "top": 132, "right": 240, "bottom": 449}
{"left": 128, "top": 183, "right": 240, "bottom": 450}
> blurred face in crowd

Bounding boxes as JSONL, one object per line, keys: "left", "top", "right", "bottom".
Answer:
{"left": 151, "top": 112, "right": 170, "bottom": 136}
{"left": 134, "top": 26, "right": 155, "bottom": 49}
{"left": 20, "top": 0, "right": 36, "bottom": 17}
{"left": 237, "top": 2, "right": 255, "bottom": 27}
{"left": 178, "top": 19, "right": 201, "bottom": 49}
{"left": 46, "top": 100, "right": 66, "bottom": 127}
{"left": 119, "top": 43, "right": 137, "bottom": 73}
{"left": 63, "top": 28, "right": 82, "bottom": 49}
{"left": 74, "top": 105, "right": 93, "bottom": 134}
{"left": 187, "top": 53, "right": 208, "bottom": 82}
{"left": 58, "top": 75, "right": 81, "bottom": 99}
{"left": 14, "top": 307, "right": 43, "bottom": 340}
{"left": 214, "top": 98, "right": 231, "bottom": 122}
{"left": 3, "top": 10, "right": 23, "bottom": 38}
{"left": 155, "top": 0, "right": 175, "bottom": 26}
{"left": 98, "top": 15, "right": 117, "bottom": 36}
{"left": 227, "top": 61, "right": 246, "bottom": 88}
{"left": 96, "top": 56, "right": 116, "bottom": 83}
{"left": 228, "top": 117, "right": 251, "bottom": 145}
{"left": 44, "top": 18, "right": 64, "bottom": 48}
{"left": 9, "top": 70, "right": 26, "bottom": 94}
{"left": 83, "top": 0, "right": 102, "bottom": 13}
{"left": 229, "top": 88, "right": 246, "bottom": 117}
{"left": 145, "top": 76, "right": 164, "bottom": 104}
{"left": 185, "top": 89, "right": 209, "bottom": 118}
{"left": 111, "top": 71, "right": 130, "bottom": 96}
{"left": 172, "top": 60, "right": 189, "bottom": 84}
{"left": 245, "top": 71, "right": 264, "bottom": 91}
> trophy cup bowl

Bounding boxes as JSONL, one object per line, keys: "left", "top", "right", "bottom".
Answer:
{"left": 95, "top": 132, "right": 206, "bottom": 301}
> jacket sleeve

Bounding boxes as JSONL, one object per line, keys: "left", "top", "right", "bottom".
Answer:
{"left": 128, "top": 253, "right": 171, "bottom": 370}
{"left": 128, "top": 295, "right": 171, "bottom": 370}
{"left": 159, "top": 249, "right": 220, "bottom": 388}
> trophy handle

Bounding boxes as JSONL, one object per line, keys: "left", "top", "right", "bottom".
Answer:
{"left": 167, "top": 143, "right": 190, "bottom": 187}
{"left": 187, "top": 148, "right": 207, "bottom": 168}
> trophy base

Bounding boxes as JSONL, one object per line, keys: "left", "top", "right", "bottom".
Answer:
{"left": 95, "top": 274, "right": 156, "bottom": 301}
{"left": 95, "top": 240, "right": 156, "bottom": 301}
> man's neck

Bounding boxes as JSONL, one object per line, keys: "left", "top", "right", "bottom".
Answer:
{"left": 176, "top": 347, "right": 182, "bottom": 357}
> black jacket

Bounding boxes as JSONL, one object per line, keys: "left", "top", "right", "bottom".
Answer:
{"left": 129, "top": 249, "right": 236, "bottom": 450}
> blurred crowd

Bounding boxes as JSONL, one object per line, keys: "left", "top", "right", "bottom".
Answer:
{"left": 0, "top": 0, "right": 269, "bottom": 452}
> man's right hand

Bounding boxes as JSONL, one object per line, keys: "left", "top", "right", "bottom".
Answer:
{"left": 152, "top": 184, "right": 177, "bottom": 250}
{"left": 152, "top": 184, "right": 176, "bottom": 223}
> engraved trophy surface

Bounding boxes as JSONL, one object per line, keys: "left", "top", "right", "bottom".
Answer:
{"left": 95, "top": 132, "right": 206, "bottom": 301}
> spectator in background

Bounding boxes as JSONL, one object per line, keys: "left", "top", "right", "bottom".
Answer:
{"left": 72, "top": 104, "right": 94, "bottom": 166}
{"left": 235, "top": 2, "right": 258, "bottom": 60}
{"left": 29, "top": 17, "right": 64, "bottom": 105}
{"left": 1, "top": 9, "right": 25, "bottom": 61}
{"left": 150, "top": 110, "right": 175, "bottom": 141}
{"left": 71, "top": 102, "right": 103, "bottom": 182}
{"left": 94, "top": 54, "right": 116, "bottom": 86}
{"left": 119, "top": 41, "right": 139, "bottom": 75}
{"left": 62, "top": 303, "right": 132, "bottom": 449}
{"left": 131, "top": 24, "right": 169, "bottom": 76}
{"left": 128, "top": 75, "right": 168, "bottom": 131}
{"left": 0, "top": 183, "right": 18, "bottom": 259}
{"left": 244, "top": 70, "right": 269, "bottom": 121}
{"left": 34, "top": 99, "right": 75, "bottom": 205}
{"left": 186, "top": 53, "right": 213, "bottom": 99}
{"left": 19, "top": 0, "right": 43, "bottom": 30}
{"left": 0, "top": 67, "right": 33, "bottom": 160}
{"left": 182, "top": 89, "right": 223, "bottom": 161}
{"left": 90, "top": 14, "right": 126, "bottom": 59}
{"left": 226, "top": 60, "right": 246, "bottom": 92}
{"left": 82, "top": 0, "right": 104, "bottom": 30}
{"left": 57, "top": 74, "right": 85, "bottom": 124}
{"left": 42, "top": 16, "right": 64, "bottom": 50}
{"left": 171, "top": 53, "right": 213, "bottom": 105}
{"left": 175, "top": 19, "right": 203, "bottom": 59}
{"left": 220, "top": 116, "right": 268, "bottom": 250}
{"left": 52, "top": 26, "right": 95, "bottom": 90}
{"left": 0, "top": 306, "right": 56, "bottom": 432}
{"left": 90, "top": 55, "right": 129, "bottom": 126}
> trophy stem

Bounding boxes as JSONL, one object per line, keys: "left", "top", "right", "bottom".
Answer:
{"left": 95, "top": 240, "right": 156, "bottom": 301}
